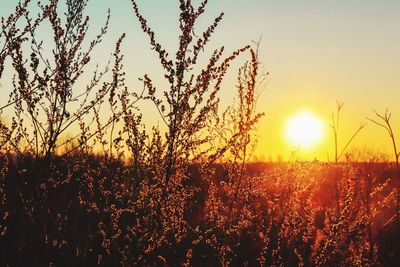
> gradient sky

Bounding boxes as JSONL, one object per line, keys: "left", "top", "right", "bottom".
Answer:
{"left": 1, "top": 0, "right": 400, "bottom": 161}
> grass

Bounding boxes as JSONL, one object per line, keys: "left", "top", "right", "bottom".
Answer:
{"left": 1, "top": 155, "right": 400, "bottom": 265}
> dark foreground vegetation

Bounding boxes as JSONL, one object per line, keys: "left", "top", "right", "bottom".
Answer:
{"left": 1, "top": 156, "right": 400, "bottom": 266}
{"left": 1, "top": 0, "right": 400, "bottom": 266}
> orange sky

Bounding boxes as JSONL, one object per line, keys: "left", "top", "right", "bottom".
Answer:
{"left": 1, "top": 0, "right": 400, "bottom": 161}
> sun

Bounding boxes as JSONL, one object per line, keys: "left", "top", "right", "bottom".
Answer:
{"left": 285, "top": 111, "right": 325, "bottom": 149}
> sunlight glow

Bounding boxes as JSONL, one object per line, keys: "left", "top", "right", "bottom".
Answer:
{"left": 285, "top": 111, "right": 324, "bottom": 149}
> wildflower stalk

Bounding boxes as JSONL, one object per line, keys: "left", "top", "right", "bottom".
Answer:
{"left": 368, "top": 109, "right": 400, "bottom": 223}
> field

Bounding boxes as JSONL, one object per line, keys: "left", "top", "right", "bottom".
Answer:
{"left": 1, "top": 156, "right": 400, "bottom": 265}
{"left": 1, "top": 0, "right": 400, "bottom": 266}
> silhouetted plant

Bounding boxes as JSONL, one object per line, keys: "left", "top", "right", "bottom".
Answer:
{"left": 368, "top": 109, "right": 400, "bottom": 223}
{"left": 0, "top": 0, "right": 137, "bottom": 159}
{"left": 104, "top": 0, "right": 267, "bottom": 264}
{"left": 330, "top": 101, "right": 365, "bottom": 219}
{"left": 131, "top": 0, "right": 263, "bottom": 188}
{"left": 0, "top": 0, "right": 34, "bottom": 78}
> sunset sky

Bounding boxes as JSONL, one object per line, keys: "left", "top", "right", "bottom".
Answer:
{"left": 1, "top": 0, "right": 400, "bottom": 161}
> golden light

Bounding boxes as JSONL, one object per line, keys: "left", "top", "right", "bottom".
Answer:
{"left": 285, "top": 111, "right": 324, "bottom": 149}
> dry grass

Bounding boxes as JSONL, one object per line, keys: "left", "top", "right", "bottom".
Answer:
{"left": 0, "top": 1, "right": 399, "bottom": 266}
